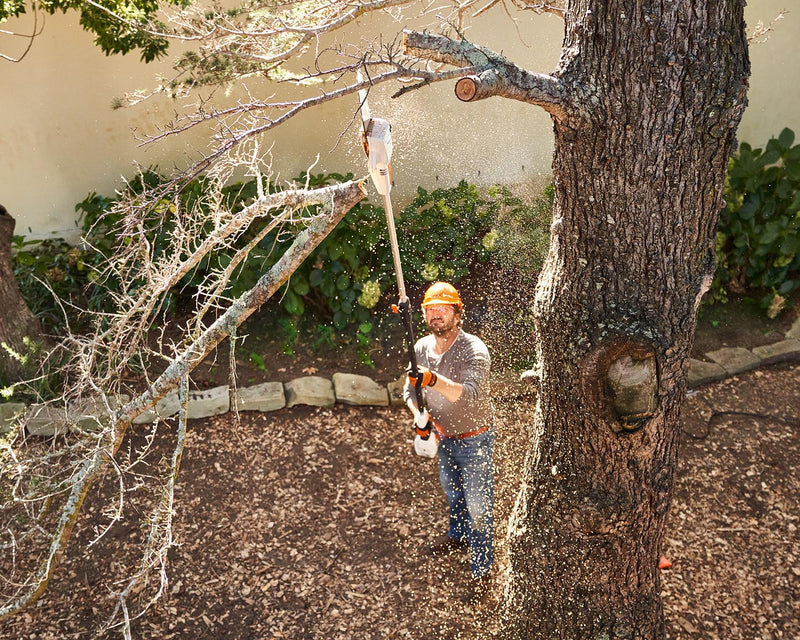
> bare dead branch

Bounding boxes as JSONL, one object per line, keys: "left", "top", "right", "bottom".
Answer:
{"left": 0, "top": 6, "right": 44, "bottom": 63}
{"left": 459, "top": 0, "right": 566, "bottom": 19}
{"left": 747, "top": 11, "right": 788, "bottom": 44}
{"left": 514, "top": 0, "right": 566, "bottom": 18}
{"left": 0, "top": 178, "right": 365, "bottom": 621}
{"left": 100, "top": 373, "right": 190, "bottom": 639}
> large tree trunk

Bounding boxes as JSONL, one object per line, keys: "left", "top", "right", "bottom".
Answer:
{"left": 0, "top": 206, "right": 48, "bottom": 383}
{"left": 503, "top": 1, "right": 749, "bottom": 637}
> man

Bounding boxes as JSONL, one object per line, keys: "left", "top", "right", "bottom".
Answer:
{"left": 403, "top": 281, "right": 495, "bottom": 604}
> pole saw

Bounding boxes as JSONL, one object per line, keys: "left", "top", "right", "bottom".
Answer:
{"left": 355, "top": 72, "right": 437, "bottom": 457}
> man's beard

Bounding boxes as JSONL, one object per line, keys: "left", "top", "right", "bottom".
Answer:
{"left": 428, "top": 318, "right": 458, "bottom": 337}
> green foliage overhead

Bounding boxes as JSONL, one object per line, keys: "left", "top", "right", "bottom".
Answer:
{"left": 715, "top": 127, "right": 800, "bottom": 313}
{"left": 0, "top": 0, "right": 189, "bottom": 61}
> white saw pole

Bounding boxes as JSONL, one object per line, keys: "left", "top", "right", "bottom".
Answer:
{"left": 356, "top": 71, "right": 407, "bottom": 303}
{"left": 356, "top": 71, "right": 434, "bottom": 442}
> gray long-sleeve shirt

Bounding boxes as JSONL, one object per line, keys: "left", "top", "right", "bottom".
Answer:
{"left": 403, "top": 329, "right": 493, "bottom": 437}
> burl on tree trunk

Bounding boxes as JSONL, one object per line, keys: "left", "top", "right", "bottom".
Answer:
{"left": 0, "top": 206, "right": 49, "bottom": 382}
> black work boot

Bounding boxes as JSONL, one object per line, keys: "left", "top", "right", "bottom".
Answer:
{"left": 460, "top": 573, "right": 492, "bottom": 606}
{"left": 425, "top": 533, "right": 467, "bottom": 556}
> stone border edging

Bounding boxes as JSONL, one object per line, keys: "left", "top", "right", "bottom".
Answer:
{"left": 2, "top": 318, "right": 799, "bottom": 437}
{"left": 686, "top": 320, "right": 800, "bottom": 386}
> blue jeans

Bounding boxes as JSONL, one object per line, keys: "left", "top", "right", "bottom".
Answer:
{"left": 437, "top": 428, "right": 495, "bottom": 578}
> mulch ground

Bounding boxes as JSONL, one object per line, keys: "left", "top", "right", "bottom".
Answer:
{"left": 1, "top": 361, "right": 797, "bottom": 640}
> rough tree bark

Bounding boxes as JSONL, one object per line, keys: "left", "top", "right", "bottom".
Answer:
{"left": 0, "top": 205, "right": 49, "bottom": 382}
{"left": 410, "top": 0, "right": 749, "bottom": 637}
{"left": 509, "top": 2, "right": 748, "bottom": 637}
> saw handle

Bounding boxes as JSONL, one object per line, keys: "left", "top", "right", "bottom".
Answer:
{"left": 407, "top": 366, "right": 437, "bottom": 388}
{"left": 414, "top": 409, "right": 434, "bottom": 439}
{"left": 393, "top": 298, "right": 426, "bottom": 414}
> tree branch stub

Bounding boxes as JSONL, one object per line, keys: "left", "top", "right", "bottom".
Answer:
{"left": 455, "top": 70, "right": 500, "bottom": 102}
{"left": 402, "top": 29, "right": 569, "bottom": 123}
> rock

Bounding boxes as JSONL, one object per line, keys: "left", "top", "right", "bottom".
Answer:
{"left": 787, "top": 315, "right": 800, "bottom": 340}
{"left": 25, "top": 404, "right": 70, "bottom": 437}
{"left": 332, "top": 373, "right": 388, "bottom": 406}
{"left": 156, "top": 389, "right": 181, "bottom": 418}
{"left": 22, "top": 395, "right": 129, "bottom": 437}
{"left": 0, "top": 402, "right": 26, "bottom": 434}
{"left": 751, "top": 338, "right": 800, "bottom": 364}
{"left": 232, "top": 382, "right": 286, "bottom": 412}
{"left": 386, "top": 375, "right": 407, "bottom": 406}
{"left": 68, "top": 394, "right": 129, "bottom": 433}
{"left": 285, "top": 376, "right": 335, "bottom": 408}
{"left": 704, "top": 347, "right": 761, "bottom": 375}
{"left": 132, "top": 408, "right": 158, "bottom": 424}
{"left": 187, "top": 385, "right": 230, "bottom": 419}
{"left": 133, "top": 386, "right": 231, "bottom": 422}
{"left": 687, "top": 359, "right": 727, "bottom": 387}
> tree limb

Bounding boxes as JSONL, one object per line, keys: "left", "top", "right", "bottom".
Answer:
{"left": 0, "top": 178, "right": 366, "bottom": 621}
{"left": 115, "top": 179, "right": 366, "bottom": 426}
{"left": 403, "top": 29, "right": 569, "bottom": 123}
{"left": 515, "top": 0, "right": 566, "bottom": 18}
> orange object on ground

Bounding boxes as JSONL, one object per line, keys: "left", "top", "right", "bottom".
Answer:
{"left": 658, "top": 556, "right": 673, "bottom": 569}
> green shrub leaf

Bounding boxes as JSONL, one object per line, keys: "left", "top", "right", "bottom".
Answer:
{"left": 778, "top": 127, "right": 795, "bottom": 151}
{"left": 717, "top": 128, "right": 800, "bottom": 307}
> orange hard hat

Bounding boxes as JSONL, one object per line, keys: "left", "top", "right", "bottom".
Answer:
{"left": 422, "top": 282, "right": 463, "bottom": 309}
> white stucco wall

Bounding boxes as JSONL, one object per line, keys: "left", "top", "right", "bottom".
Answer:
{"left": 0, "top": 1, "right": 797, "bottom": 240}
{"left": 737, "top": 4, "right": 799, "bottom": 146}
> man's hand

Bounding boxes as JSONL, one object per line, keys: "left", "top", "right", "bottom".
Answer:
{"left": 408, "top": 365, "right": 438, "bottom": 388}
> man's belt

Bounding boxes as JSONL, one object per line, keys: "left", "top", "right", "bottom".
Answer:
{"left": 434, "top": 424, "right": 490, "bottom": 440}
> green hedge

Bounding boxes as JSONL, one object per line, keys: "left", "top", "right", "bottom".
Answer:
{"left": 715, "top": 127, "right": 800, "bottom": 315}
{"left": 13, "top": 172, "right": 552, "bottom": 344}
{"left": 16, "top": 122, "right": 799, "bottom": 350}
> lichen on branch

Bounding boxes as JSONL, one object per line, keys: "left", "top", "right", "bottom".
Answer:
{"left": 402, "top": 29, "right": 569, "bottom": 121}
